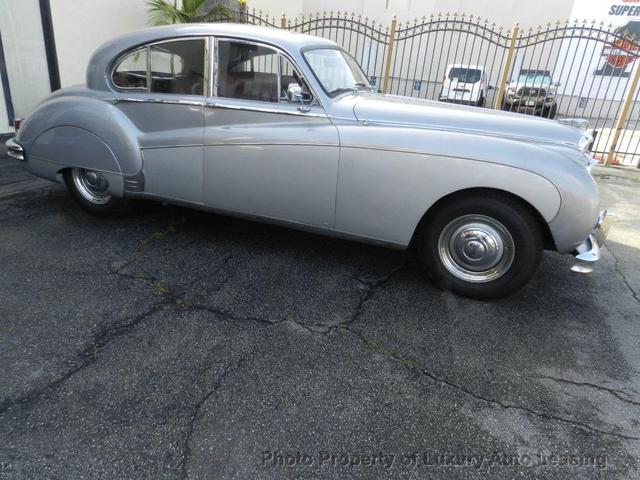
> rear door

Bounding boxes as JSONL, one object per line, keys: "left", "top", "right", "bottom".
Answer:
{"left": 111, "top": 38, "right": 207, "bottom": 204}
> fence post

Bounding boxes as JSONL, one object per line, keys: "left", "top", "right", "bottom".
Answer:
{"left": 494, "top": 23, "right": 520, "bottom": 110}
{"left": 605, "top": 55, "right": 640, "bottom": 166}
{"left": 280, "top": 13, "right": 287, "bottom": 29}
{"left": 382, "top": 16, "right": 398, "bottom": 94}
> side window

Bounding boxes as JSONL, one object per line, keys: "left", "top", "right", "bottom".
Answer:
{"left": 217, "top": 41, "right": 280, "bottom": 103}
{"left": 149, "top": 39, "right": 205, "bottom": 95}
{"left": 112, "top": 48, "right": 148, "bottom": 90}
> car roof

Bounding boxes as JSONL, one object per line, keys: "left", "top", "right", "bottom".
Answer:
{"left": 87, "top": 23, "right": 337, "bottom": 90}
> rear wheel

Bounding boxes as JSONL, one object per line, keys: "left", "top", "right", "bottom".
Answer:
{"left": 64, "top": 168, "right": 130, "bottom": 217}
{"left": 417, "top": 193, "right": 543, "bottom": 299}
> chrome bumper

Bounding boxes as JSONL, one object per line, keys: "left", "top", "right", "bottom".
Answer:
{"left": 571, "top": 210, "right": 612, "bottom": 273}
{"left": 5, "top": 138, "right": 25, "bottom": 161}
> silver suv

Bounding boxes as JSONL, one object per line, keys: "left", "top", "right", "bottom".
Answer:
{"left": 503, "top": 69, "right": 559, "bottom": 119}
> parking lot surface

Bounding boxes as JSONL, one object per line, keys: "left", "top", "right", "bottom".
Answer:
{"left": 1, "top": 147, "right": 639, "bottom": 479}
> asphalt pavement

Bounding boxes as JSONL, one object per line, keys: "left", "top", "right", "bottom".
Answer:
{"left": 1, "top": 147, "right": 639, "bottom": 479}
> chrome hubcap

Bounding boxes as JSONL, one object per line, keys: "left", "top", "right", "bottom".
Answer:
{"left": 438, "top": 214, "right": 515, "bottom": 283}
{"left": 71, "top": 168, "right": 111, "bottom": 205}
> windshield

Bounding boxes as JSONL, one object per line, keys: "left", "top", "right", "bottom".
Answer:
{"left": 517, "top": 72, "right": 552, "bottom": 85}
{"left": 448, "top": 67, "right": 481, "bottom": 83}
{"left": 304, "top": 48, "right": 371, "bottom": 96}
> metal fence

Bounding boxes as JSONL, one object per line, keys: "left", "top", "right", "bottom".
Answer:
{"left": 218, "top": 9, "right": 640, "bottom": 167}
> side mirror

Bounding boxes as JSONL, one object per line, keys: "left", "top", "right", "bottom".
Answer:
{"left": 287, "top": 83, "right": 311, "bottom": 112}
{"left": 287, "top": 83, "right": 303, "bottom": 102}
{"left": 488, "top": 85, "right": 494, "bottom": 90}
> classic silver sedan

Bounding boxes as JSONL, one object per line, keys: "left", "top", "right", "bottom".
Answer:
{"left": 6, "top": 24, "right": 609, "bottom": 299}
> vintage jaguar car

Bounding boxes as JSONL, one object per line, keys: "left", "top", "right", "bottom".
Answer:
{"left": 6, "top": 24, "right": 610, "bottom": 299}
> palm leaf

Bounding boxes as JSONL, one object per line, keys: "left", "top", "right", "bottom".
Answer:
{"left": 146, "top": 0, "right": 188, "bottom": 25}
{"left": 192, "top": 0, "right": 235, "bottom": 22}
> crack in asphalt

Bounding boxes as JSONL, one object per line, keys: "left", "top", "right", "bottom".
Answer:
{"left": 338, "top": 326, "right": 640, "bottom": 442}
{"left": 180, "top": 356, "right": 249, "bottom": 480}
{"left": 539, "top": 375, "right": 640, "bottom": 407}
{"left": 0, "top": 220, "right": 193, "bottom": 417}
{"left": 4, "top": 186, "right": 640, "bottom": 458}
{"left": 0, "top": 302, "right": 165, "bottom": 417}
{"left": 608, "top": 247, "right": 640, "bottom": 305}
{"left": 348, "top": 263, "right": 408, "bottom": 324}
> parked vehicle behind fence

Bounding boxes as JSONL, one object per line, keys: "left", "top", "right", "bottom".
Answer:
{"left": 439, "top": 64, "right": 491, "bottom": 107}
{"left": 6, "top": 24, "right": 611, "bottom": 299}
{"left": 503, "top": 70, "right": 559, "bottom": 119}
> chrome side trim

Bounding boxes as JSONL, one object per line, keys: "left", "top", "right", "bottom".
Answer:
{"left": 206, "top": 102, "right": 326, "bottom": 118}
{"left": 363, "top": 116, "right": 584, "bottom": 150}
{"left": 202, "top": 142, "right": 338, "bottom": 148}
{"left": 6, "top": 138, "right": 25, "bottom": 161}
{"left": 123, "top": 170, "right": 145, "bottom": 193}
{"left": 109, "top": 97, "right": 203, "bottom": 107}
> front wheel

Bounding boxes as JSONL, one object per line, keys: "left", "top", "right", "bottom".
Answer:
{"left": 542, "top": 103, "right": 558, "bottom": 119}
{"left": 417, "top": 193, "right": 543, "bottom": 299}
{"left": 63, "top": 168, "right": 130, "bottom": 217}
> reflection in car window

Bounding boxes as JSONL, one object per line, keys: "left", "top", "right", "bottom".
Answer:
{"left": 150, "top": 39, "right": 205, "bottom": 95}
{"left": 113, "top": 48, "right": 148, "bottom": 89}
{"left": 217, "top": 41, "right": 280, "bottom": 103}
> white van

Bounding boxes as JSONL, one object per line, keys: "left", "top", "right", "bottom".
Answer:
{"left": 439, "top": 64, "right": 490, "bottom": 107}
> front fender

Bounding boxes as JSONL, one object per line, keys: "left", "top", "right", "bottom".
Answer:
{"left": 335, "top": 123, "right": 603, "bottom": 250}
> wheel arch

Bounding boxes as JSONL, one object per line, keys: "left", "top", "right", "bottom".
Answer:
{"left": 410, "top": 187, "right": 557, "bottom": 251}
{"left": 16, "top": 95, "right": 141, "bottom": 197}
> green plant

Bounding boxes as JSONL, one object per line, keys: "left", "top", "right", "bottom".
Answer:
{"left": 146, "top": 0, "right": 242, "bottom": 26}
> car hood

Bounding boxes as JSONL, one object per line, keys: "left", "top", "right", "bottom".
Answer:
{"left": 351, "top": 93, "right": 582, "bottom": 148}
{"left": 508, "top": 82, "right": 555, "bottom": 93}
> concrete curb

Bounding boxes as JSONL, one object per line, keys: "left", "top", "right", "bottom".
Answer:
{"left": 593, "top": 165, "right": 640, "bottom": 183}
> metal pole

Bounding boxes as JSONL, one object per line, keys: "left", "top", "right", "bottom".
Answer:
{"left": 605, "top": 54, "right": 640, "bottom": 166}
{"left": 382, "top": 16, "right": 398, "bottom": 94}
{"left": 494, "top": 23, "right": 520, "bottom": 110}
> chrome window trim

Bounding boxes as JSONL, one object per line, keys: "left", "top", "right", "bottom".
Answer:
{"left": 212, "top": 36, "right": 322, "bottom": 109}
{"left": 110, "top": 36, "right": 208, "bottom": 96}
{"left": 207, "top": 36, "right": 215, "bottom": 98}
{"left": 111, "top": 46, "right": 149, "bottom": 91}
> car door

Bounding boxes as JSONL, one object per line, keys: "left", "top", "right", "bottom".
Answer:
{"left": 203, "top": 38, "right": 340, "bottom": 228}
{"left": 111, "top": 38, "right": 207, "bottom": 204}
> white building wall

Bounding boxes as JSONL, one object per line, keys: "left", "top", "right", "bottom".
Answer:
{"left": 249, "top": 0, "right": 574, "bottom": 28}
{"left": 49, "top": 0, "right": 150, "bottom": 87}
{"left": 0, "top": 80, "right": 9, "bottom": 134}
{"left": 0, "top": 0, "right": 51, "bottom": 118}
{"left": 9, "top": 0, "right": 578, "bottom": 94}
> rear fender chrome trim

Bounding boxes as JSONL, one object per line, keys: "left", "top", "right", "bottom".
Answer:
{"left": 5, "top": 138, "right": 25, "bottom": 161}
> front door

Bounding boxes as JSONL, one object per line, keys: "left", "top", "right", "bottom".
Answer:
{"left": 203, "top": 39, "right": 339, "bottom": 228}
